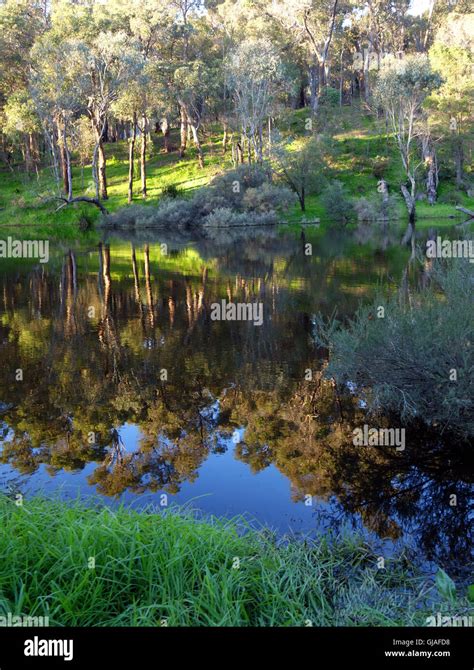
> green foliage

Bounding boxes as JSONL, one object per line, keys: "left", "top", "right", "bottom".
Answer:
{"left": 160, "top": 183, "right": 182, "bottom": 199}
{"left": 316, "top": 256, "right": 474, "bottom": 438}
{"left": 468, "top": 585, "right": 474, "bottom": 603}
{"left": 106, "top": 165, "right": 293, "bottom": 230}
{"left": 3, "top": 89, "right": 40, "bottom": 137}
{"left": 354, "top": 195, "right": 398, "bottom": 223}
{"left": 319, "top": 87, "right": 340, "bottom": 107}
{"left": 435, "top": 568, "right": 457, "bottom": 601}
{"left": 321, "top": 181, "right": 356, "bottom": 224}
{"left": 0, "top": 495, "right": 464, "bottom": 626}
{"left": 271, "top": 136, "right": 327, "bottom": 211}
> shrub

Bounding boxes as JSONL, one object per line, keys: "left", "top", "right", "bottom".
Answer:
{"left": 438, "top": 190, "right": 464, "bottom": 205}
{"left": 321, "top": 181, "right": 356, "bottom": 224}
{"left": 203, "top": 207, "right": 278, "bottom": 228}
{"left": 319, "top": 87, "right": 340, "bottom": 107}
{"left": 161, "top": 184, "right": 182, "bottom": 199}
{"left": 202, "top": 207, "right": 236, "bottom": 227}
{"left": 137, "top": 198, "right": 195, "bottom": 229}
{"left": 315, "top": 257, "right": 474, "bottom": 439}
{"left": 105, "top": 165, "right": 288, "bottom": 231}
{"left": 354, "top": 195, "right": 398, "bottom": 222}
{"left": 242, "top": 183, "right": 295, "bottom": 213}
{"left": 105, "top": 200, "right": 195, "bottom": 230}
{"left": 354, "top": 197, "right": 378, "bottom": 223}
{"left": 208, "top": 164, "right": 271, "bottom": 210}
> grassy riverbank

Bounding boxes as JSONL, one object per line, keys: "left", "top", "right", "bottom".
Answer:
{"left": 0, "top": 495, "right": 468, "bottom": 627}
{"left": 1, "top": 106, "right": 472, "bottom": 241}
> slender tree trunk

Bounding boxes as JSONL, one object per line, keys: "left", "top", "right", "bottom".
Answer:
{"left": 57, "top": 118, "right": 69, "bottom": 195}
{"left": 179, "top": 106, "right": 187, "bottom": 158}
{"left": 64, "top": 126, "right": 72, "bottom": 202}
{"left": 401, "top": 182, "right": 416, "bottom": 243}
{"left": 299, "top": 186, "right": 305, "bottom": 212}
{"left": 44, "top": 126, "right": 60, "bottom": 190}
{"left": 222, "top": 120, "right": 228, "bottom": 154}
{"left": 454, "top": 139, "right": 465, "bottom": 189}
{"left": 339, "top": 49, "right": 344, "bottom": 106}
{"left": 128, "top": 113, "right": 137, "bottom": 204}
{"left": 140, "top": 115, "right": 147, "bottom": 198}
{"left": 97, "top": 139, "right": 108, "bottom": 200}
{"left": 256, "top": 125, "right": 263, "bottom": 163}
{"left": 90, "top": 114, "right": 108, "bottom": 200}
{"left": 190, "top": 124, "right": 204, "bottom": 168}
{"left": 422, "top": 135, "right": 437, "bottom": 205}
{"left": 24, "top": 135, "right": 32, "bottom": 175}
{"left": 309, "top": 62, "right": 319, "bottom": 113}
{"left": 161, "top": 117, "right": 172, "bottom": 152}
{"left": 236, "top": 142, "right": 243, "bottom": 164}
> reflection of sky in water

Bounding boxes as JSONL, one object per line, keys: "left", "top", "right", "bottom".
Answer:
{"left": 0, "top": 434, "right": 354, "bottom": 536}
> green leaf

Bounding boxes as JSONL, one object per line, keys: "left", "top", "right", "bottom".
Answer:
{"left": 435, "top": 569, "right": 456, "bottom": 600}
{"left": 467, "top": 585, "right": 474, "bottom": 603}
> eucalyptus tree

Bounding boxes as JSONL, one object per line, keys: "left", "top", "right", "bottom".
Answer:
{"left": 269, "top": 0, "right": 343, "bottom": 113}
{"left": 0, "top": 0, "right": 45, "bottom": 170}
{"left": 373, "top": 54, "right": 441, "bottom": 236}
{"left": 30, "top": 37, "right": 85, "bottom": 198}
{"left": 74, "top": 31, "right": 143, "bottom": 200}
{"left": 173, "top": 60, "right": 221, "bottom": 168}
{"left": 271, "top": 135, "right": 326, "bottom": 211}
{"left": 112, "top": 61, "right": 160, "bottom": 201}
{"left": 228, "top": 38, "right": 282, "bottom": 164}
{"left": 3, "top": 90, "right": 41, "bottom": 175}
{"left": 426, "top": 13, "right": 474, "bottom": 191}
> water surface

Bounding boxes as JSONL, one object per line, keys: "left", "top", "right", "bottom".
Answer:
{"left": 0, "top": 225, "right": 472, "bottom": 580}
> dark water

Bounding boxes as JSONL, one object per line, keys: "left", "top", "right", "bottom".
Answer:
{"left": 0, "top": 225, "right": 472, "bottom": 580}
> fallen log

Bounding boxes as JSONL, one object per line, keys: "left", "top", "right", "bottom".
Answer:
{"left": 54, "top": 196, "right": 109, "bottom": 215}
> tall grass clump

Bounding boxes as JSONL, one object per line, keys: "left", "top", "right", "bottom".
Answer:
{"left": 0, "top": 495, "right": 467, "bottom": 627}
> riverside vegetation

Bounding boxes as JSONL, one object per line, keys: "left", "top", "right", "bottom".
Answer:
{"left": 0, "top": 495, "right": 472, "bottom": 627}
{"left": 0, "top": 0, "right": 473, "bottom": 629}
{"left": 0, "top": 1, "right": 473, "bottom": 239}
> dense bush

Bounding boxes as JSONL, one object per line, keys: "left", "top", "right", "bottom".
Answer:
{"left": 319, "top": 87, "right": 340, "bottom": 107}
{"left": 354, "top": 195, "right": 398, "bottom": 222}
{"left": 437, "top": 190, "right": 464, "bottom": 205}
{"left": 105, "top": 165, "right": 292, "bottom": 231}
{"left": 315, "top": 257, "right": 474, "bottom": 439}
{"left": 161, "top": 184, "right": 183, "bottom": 199}
{"left": 321, "top": 181, "right": 356, "bottom": 224}
{"left": 203, "top": 207, "right": 278, "bottom": 228}
{"left": 242, "top": 182, "right": 295, "bottom": 213}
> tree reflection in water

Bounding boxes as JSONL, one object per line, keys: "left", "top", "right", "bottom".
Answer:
{"left": 0, "top": 232, "right": 472, "bottom": 580}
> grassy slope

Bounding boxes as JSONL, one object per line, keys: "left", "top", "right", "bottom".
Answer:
{"left": 283, "top": 106, "right": 474, "bottom": 229}
{"left": 0, "top": 495, "right": 469, "bottom": 627}
{"left": 0, "top": 129, "right": 233, "bottom": 240}
{"left": 1, "top": 104, "right": 472, "bottom": 241}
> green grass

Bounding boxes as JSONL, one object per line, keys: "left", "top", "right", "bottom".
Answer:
{"left": 0, "top": 127, "right": 232, "bottom": 240}
{"left": 0, "top": 495, "right": 469, "bottom": 627}
{"left": 282, "top": 105, "right": 474, "bottom": 227}
{"left": 0, "top": 107, "right": 472, "bottom": 241}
